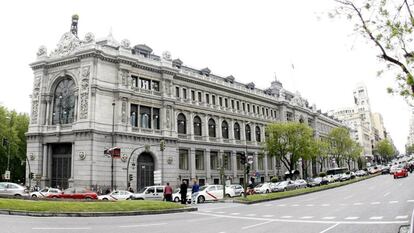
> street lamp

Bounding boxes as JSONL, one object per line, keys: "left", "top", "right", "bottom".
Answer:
{"left": 111, "top": 101, "right": 115, "bottom": 190}
{"left": 243, "top": 121, "right": 250, "bottom": 198}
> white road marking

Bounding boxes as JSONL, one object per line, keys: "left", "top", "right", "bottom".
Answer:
{"left": 396, "top": 216, "right": 408, "bottom": 219}
{"left": 306, "top": 204, "right": 315, "bottom": 207}
{"left": 319, "top": 223, "right": 340, "bottom": 233}
{"left": 353, "top": 202, "right": 363, "bottom": 205}
{"left": 370, "top": 216, "right": 384, "bottom": 220}
{"left": 281, "top": 216, "right": 293, "bottom": 218}
{"left": 322, "top": 217, "right": 336, "bottom": 220}
{"left": 216, "top": 211, "right": 225, "bottom": 214}
{"left": 407, "top": 200, "right": 414, "bottom": 203}
{"left": 187, "top": 216, "right": 219, "bottom": 223}
{"left": 120, "top": 223, "right": 167, "bottom": 228}
{"left": 262, "top": 214, "right": 274, "bottom": 217}
{"left": 370, "top": 202, "right": 380, "bottom": 205}
{"left": 345, "top": 217, "right": 359, "bottom": 220}
{"left": 231, "top": 213, "right": 240, "bottom": 215}
{"left": 301, "top": 216, "right": 314, "bottom": 219}
{"left": 277, "top": 204, "right": 286, "bottom": 207}
{"left": 321, "top": 204, "right": 330, "bottom": 207}
{"left": 246, "top": 214, "right": 257, "bottom": 217}
{"left": 241, "top": 220, "right": 273, "bottom": 230}
{"left": 32, "top": 228, "right": 90, "bottom": 230}
{"left": 384, "top": 192, "right": 390, "bottom": 197}
{"left": 389, "top": 201, "right": 399, "bottom": 204}
{"left": 292, "top": 204, "right": 300, "bottom": 207}
{"left": 264, "top": 204, "right": 272, "bottom": 207}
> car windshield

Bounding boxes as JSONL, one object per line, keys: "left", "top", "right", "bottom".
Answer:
{"left": 278, "top": 181, "right": 288, "bottom": 186}
{"left": 199, "top": 186, "right": 207, "bottom": 191}
{"left": 255, "top": 184, "right": 263, "bottom": 188}
{"left": 137, "top": 187, "right": 147, "bottom": 193}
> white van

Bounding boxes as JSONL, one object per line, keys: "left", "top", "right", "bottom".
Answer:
{"left": 132, "top": 186, "right": 165, "bottom": 200}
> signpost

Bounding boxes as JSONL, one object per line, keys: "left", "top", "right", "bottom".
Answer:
{"left": 4, "top": 170, "right": 10, "bottom": 180}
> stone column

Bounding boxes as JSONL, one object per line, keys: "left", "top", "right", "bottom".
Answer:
{"left": 253, "top": 152, "right": 259, "bottom": 174}
{"left": 279, "top": 105, "right": 287, "bottom": 122}
{"left": 204, "top": 115, "right": 209, "bottom": 141}
{"left": 229, "top": 119, "right": 235, "bottom": 143}
{"left": 217, "top": 117, "right": 222, "bottom": 142}
{"left": 69, "top": 142, "right": 75, "bottom": 187}
{"left": 45, "top": 98, "right": 51, "bottom": 125}
{"left": 41, "top": 144, "right": 48, "bottom": 187}
{"left": 189, "top": 112, "right": 194, "bottom": 140}
{"left": 231, "top": 150, "right": 237, "bottom": 180}
{"left": 190, "top": 148, "right": 196, "bottom": 180}
{"left": 205, "top": 149, "right": 211, "bottom": 184}
{"left": 251, "top": 123, "right": 256, "bottom": 143}
{"left": 264, "top": 153, "right": 269, "bottom": 180}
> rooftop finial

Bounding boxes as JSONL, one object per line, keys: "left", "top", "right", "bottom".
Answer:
{"left": 71, "top": 14, "right": 79, "bottom": 37}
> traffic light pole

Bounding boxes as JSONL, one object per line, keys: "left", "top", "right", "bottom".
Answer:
{"left": 26, "top": 156, "right": 31, "bottom": 188}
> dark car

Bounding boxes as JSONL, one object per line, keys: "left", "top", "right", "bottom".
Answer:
{"left": 47, "top": 187, "right": 98, "bottom": 199}
{"left": 307, "top": 177, "right": 328, "bottom": 187}
{"left": 381, "top": 167, "right": 390, "bottom": 174}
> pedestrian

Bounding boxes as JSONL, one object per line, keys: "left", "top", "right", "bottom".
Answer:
{"left": 191, "top": 180, "right": 200, "bottom": 204}
{"left": 128, "top": 186, "right": 134, "bottom": 193}
{"left": 179, "top": 180, "right": 188, "bottom": 204}
{"left": 164, "top": 182, "right": 173, "bottom": 202}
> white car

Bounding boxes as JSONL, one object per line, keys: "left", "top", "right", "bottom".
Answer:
{"left": 172, "top": 188, "right": 192, "bottom": 203}
{"left": 98, "top": 190, "right": 133, "bottom": 201}
{"left": 294, "top": 179, "right": 307, "bottom": 189}
{"left": 194, "top": 185, "right": 224, "bottom": 203}
{"left": 254, "top": 183, "right": 274, "bottom": 194}
{"left": 226, "top": 184, "right": 244, "bottom": 197}
{"left": 30, "top": 188, "right": 61, "bottom": 198}
{"left": 133, "top": 186, "right": 165, "bottom": 200}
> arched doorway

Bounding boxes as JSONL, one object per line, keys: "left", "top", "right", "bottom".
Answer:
{"left": 136, "top": 152, "right": 155, "bottom": 191}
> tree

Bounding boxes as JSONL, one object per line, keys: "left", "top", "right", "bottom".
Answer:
{"left": 375, "top": 139, "right": 395, "bottom": 163}
{"left": 328, "top": 127, "right": 353, "bottom": 167}
{"left": 334, "top": 0, "right": 414, "bottom": 103}
{"left": 406, "top": 144, "right": 414, "bottom": 155}
{"left": 345, "top": 141, "right": 363, "bottom": 170}
{"left": 311, "top": 138, "right": 330, "bottom": 172}
{"left": 265, "top": 122, "right": 315, "bottom": 178}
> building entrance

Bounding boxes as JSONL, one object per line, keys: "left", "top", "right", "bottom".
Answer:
{"left": 51, "top": 144, "right": 71, "bottom": 189}
{"left": 136, "top": 152, "right": 154, "bottom": 191}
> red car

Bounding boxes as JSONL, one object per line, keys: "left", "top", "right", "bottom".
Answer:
{"left": 47, "top": 187, "right": 98, "bottom": 199}
{"left": 394, "top": 169, "right": 408, "bottom": 179}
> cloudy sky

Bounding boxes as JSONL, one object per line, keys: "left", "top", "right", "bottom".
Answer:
{"left": 0, "top": 0, "right": 410, "bottom": 152}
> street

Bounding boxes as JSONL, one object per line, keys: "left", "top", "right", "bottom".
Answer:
{"left": 1, "top": 174, "right": 413, "bottom": 233}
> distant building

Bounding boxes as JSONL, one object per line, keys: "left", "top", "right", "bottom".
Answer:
{"left": 406, "top": 108, "right": 414, "bottom": 149}
{"left": 26, "top": 16, "right": 344, "bottom": 190}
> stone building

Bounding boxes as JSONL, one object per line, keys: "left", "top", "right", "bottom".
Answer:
{"left": 26, "top": 17, "right": 343, "bottom": 190}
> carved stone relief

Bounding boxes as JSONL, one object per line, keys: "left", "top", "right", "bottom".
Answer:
{"left": 166, "top": 106, "right": 171, "bottom": 129}
{"left": 79, "top": 66, "right": 90, "bottom": 119}
{"left": 119, "top": 70, "right": 129, "bottom": 87}
{"left": 50, "top": 32, "right": 81, "bottom": 57}
{"left": 121, "top": 98, "right": 127, "bottom": 123}
{"left": 31, "top": 76, "right": 41, "bottom": 124}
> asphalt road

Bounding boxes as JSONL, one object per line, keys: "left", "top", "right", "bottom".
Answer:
{"left": 1, "top": 174, "right": 413, "bottom": 233}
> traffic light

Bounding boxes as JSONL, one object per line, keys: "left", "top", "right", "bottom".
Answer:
{"left": 129, "top": 174, "right": 133, "bottom": 181}
{"left": 240, "top": 153, "right": 246, "bottom": 165}
{"left": 160, "top": 140, "right": 165, "bottom": 151}
{"left": 29, "top": 172, "right": 34, "bottom": 179}
{"left": 245, "top": 164, "right": 250, "bottom": 175}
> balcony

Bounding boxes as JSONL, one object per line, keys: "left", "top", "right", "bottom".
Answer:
{"left": 178, "top": 134, "right": 190, "bottom": 140}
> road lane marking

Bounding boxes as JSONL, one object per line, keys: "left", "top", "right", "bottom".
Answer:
{"left": 345, "top": 217, "right": 359, "bottom": 220}
{"left": 241, "top": 220, "right": 273, "bottom": 230}
{"left": 384, "top": 192, "right": 390, "bottom": 197}
{"left": 32, "top": 228, "right": 90, "bottom": 230}
{"left": 319, "top": 223, "right": 340, "bottom": 233}
{"left": 353, "top": 202, "right": 363, "bottom": 205}
{"left": 187, "top": 216, "right": 219, "bottom": 223}
{"left": 291, "top": 204, "right": 299, "bottom": 207}
{"left": 306, "top": 204, "right": 315, "bottom": 207}
{"left": 277, "top": 204, "right": 286, "bottom": 207}
{"left": 120, "top": 223, "right": 167, "bottom": 228}
{"left": 321, "top": 204, "right": 330, "bottom": 207}
{"left": 231, "top": 213, "right": 240, "bottom": 215}
{"left": 264, "top": 204, "right": 272, "bottom": 207}
{"left": 262, "top": 214, "right": 274, "bottom": 217}
{"left": 370, "top": 202, "right": 380, "bottom": 205}
{"left": 216, "top": 211, "right": 226, "bottom": 214}
{"left": 370, "top": 216, "right": 384, "bottom": 220}
{"left": 396, "top": 216, "right": 408, "bottom": 219}
{"left": 301, "top": 216, "right": 314, "bottom": 219}
{"left": 246, "top": 214, "right": 257, "bottom": 217}
{"left": 281, "top": 216, "right": 292, "bottom": 218}
{"left": 389, "top": 201, "right": 399, "bottom": 204}
{"left": 407, "top": 200, "right": 414, "bottom": 203}
{"left": 339, "top": 203, "right": 348, "bottom": 206}
{"left": 322, "top": 217, "right": 336, "bottom": 220}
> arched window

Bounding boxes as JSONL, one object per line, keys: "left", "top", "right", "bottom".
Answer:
{"left": 245, "top": 124, "right": 251, "bottom": 141}
{"left": 52, "top": 77, "right": 76, "bottom": 125}
{"left": 194, "top": 116, "right": 202, "bottom": 136}
{"left": 208, "top": 118, "right": 216, "bottom": 137}
{"left": 222, "top": 120, "right": 229, "bottom": 139}
{"left": 234, "top": 122, "right": 241, "bottom": 140}
{"left": 255, "top": 126, "right": 261, "bottom": 142}
{"left": 177, "top": 113, "right": 187, "bottom": 134}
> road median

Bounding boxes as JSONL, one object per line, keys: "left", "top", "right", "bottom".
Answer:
{"left": 234, "top": 174, "right": 380, "bottom": 204}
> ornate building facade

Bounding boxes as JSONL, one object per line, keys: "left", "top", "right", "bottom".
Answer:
{"left": 26, "top": 17, "right": 343, "bottom": 190}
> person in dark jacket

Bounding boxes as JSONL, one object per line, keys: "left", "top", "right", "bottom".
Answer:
{"left": 179, "top": 180, "right": 188, "bottom": 204}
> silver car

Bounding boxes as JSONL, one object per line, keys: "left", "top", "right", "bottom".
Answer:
{"left": 0, "top": 182, "right": 29, "bottom": 197}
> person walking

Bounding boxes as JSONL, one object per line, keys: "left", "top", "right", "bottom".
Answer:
{"left": 164, "top": 182, "right": 173, "bottom": 202}
{"left": 191, "top": 180, "right": 200, "bottom": 204}
{"left": 179, "top": 180, "right": 188, "bottom": 204}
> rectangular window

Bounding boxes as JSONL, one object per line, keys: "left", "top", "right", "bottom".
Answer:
{"left": 183, "top": 88, "right": 187, "bottom": 99}
{"left": 223, "top": 152, "right": 231, "bottom": 170}
{"left": 196, "top": 150, "right": 204, "bottom": 170}
{"left": 151, "top": 81, "right": 160, "bottom": 91}
{"left": 219, "top": 97, "right": 223, "bottom": 106}
{"left": 140, "top": 106, "right": 151, "bottom": 128}
{"left": 140, "top": 78, "right": 151, "bottom": 90}
{"left": 267, "top": 155, "right": 273, "bottom": 170}
{"left": 243, "top": 103, "right": 245, "bottom": 111}
{"left": 205, "top": 94, "right": 210, "bottom": 104}
{"left": 257, "top": 106, "right": 260, "bottom": 114}
{"left": 191, "top": 90, "right": 195, "bottom": 101}
{"left": 236, "top": 153, "right": 243, "bottom": 170}
{"left": 262, "top": 107, "right": 265, "bottom": 115}
{"left": 131, "top": 76, "right": 138, "bottom": 88}
{"left": 212, "top": 95, "right": 216, "bottom": 105}
{"left": 198, "top": 92, "right": 202, "bottom": 102}
{"left": 210, "top": 151, "right": 218, "bottom": 170}
{"left": 286, "top": 112, "right": 293, "bottom": 121}
{"left": 266, "top": 108, "right": 269, "bottom": 116}
{"left": 252, "top": 105, "right": 256, "bottom": 113}
{"left": 258, "top": 155, "right": 264, "bottom": 170}
{"left": 153, "top": 108, "right": 160, "bottom": 129}
{"left": 179, "top": 149, "right": 189, "bottom": 170}
{"left": 231, "top": 100, "right": 234, "bottom": 109}
{"left": 130, "top": 104, "right": 138, "bottom": 127}
{"left": 225, "top": 99, "right": 228, "bottom": 108}
{"left": 236, "top": 101, "right": 240, "bottom": 110}
{"left": 175, "top": 87, "right": 180, "bottom": 98}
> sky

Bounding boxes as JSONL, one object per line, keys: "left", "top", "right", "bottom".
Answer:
{"left": 0, "top": 0, "right": 410, "bottom": 152}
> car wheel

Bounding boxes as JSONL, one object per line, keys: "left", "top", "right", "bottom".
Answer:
{"left": 103, "top": 198, "right": 108, "bottom": 201}
{"left": 31, "top": 194, "right": 37, "bottom": 198}
{"left": 198, "top": 195, "right": 205, "bottom": 203}
{"left": 265, "top": 190, "right": 269, "bottom": 194}
{"left": 14, "top": 194, "right": 21, "bottom": 197}
{"left": 85, "top": 197, "right": 92, "bottom": 200}
{"left": 225, "top": 194, "right": 231, "bottom": 198}
{"left": 283, "top": 188, "right": 287, "bottom": 192}
{"left": 174, "top": 197, "right": 180, "bottom": 202}
{"left": 52, "top": 196, "right": 58, "bottom": 198}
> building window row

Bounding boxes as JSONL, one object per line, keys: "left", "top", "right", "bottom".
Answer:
{"left": 131, "top": 75, "right": 160, "bottom": 91}
{"left": 130, "top": 104, "right": 160, "bottom": 129}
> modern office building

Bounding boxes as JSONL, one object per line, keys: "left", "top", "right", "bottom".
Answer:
{"left": 26, "top": 16, "right": 343, "bottom": 190}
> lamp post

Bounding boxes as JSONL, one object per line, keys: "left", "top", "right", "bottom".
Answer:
{"left": 111, "top": 102, "right": 115, "bottom": 190}
{"left": 5, "top": 116, "right": 11, "bottom": 175}
{"left": 243, "top": 121, "right": 250, "bottom": 198}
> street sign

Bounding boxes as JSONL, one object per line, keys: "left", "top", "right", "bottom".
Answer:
{"left": 4, "top": 170, "right": 10, "bottom": 180}
{"left": 154, "top": 170, "right": 161, "bottom": 185}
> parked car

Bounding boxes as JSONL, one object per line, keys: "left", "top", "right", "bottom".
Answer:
{"left": 323, "top": 175, "right": 335, "bottom": 183}
{"left": 381, "top": 167, "right": 390, "bottom": 174}
{"left": 294, "top": 179, "right": 307, "bottom": 189}
{"left": 47, "top": 187, "right": 97, "bottom": 199}
{"left": 0, "top": 182, "right": 29, "bottom": 197}
{"left": 340, "top": 173, "right": 351, "bottom": 181}
{"left": 355, "top": 170, "right": 367, "bottom": 176}
{"left": 307, "top": 177, "right": 328, "bottom": 187}
{"left": 254, "top": 183, "right": 274, "bottom": 194}
{"left": 394, "top": 168, "right": 409, "bottom": 179}
{"left": 194, "top": 185, "right": 224, "bottom": 203}
{"left": 332, "top": 174, "right": 342, "bottom": 182}
{"left": 30, "top": 188, "right": 61, "bottom": 198}
{"left": 226, "top": 184, "right": 244, "bottom": 197}
{"left": 273, "top": 181, "right": 296, "bottom": 192}
{"left": 172, "top": 188, "right": 192, "bottom": 203}
{"left": 133, "top": 186, "right": 165, "bottom": 200}
{"left": 98, "top": 190, "right": 133, "bottom": 201}
{"left": 391, "top": 165, "right": 403, "bottom": 174}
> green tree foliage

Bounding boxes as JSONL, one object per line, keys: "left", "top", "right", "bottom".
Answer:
{"left": 311, "top": 138, "right": 330, "bottom": 172}
{"left": 375, "top": 139, "right": 395, "bottom": 163}
{"left": 265, "top": 122, "right": 315, "bottom": 177}
{"left": 328, "top": 127, "right": 354, "bottom": 167}
{"left": 345, "top": 141, "right": 363, "bottom": 170}
{"left": 334, "top": 0, "right": 414, "bottom": 103}
{"left": 406, "top": 144, "right": 414, "bottom": 155}
{"left": 0, "top": 106, "right": 29, "bottom": 183}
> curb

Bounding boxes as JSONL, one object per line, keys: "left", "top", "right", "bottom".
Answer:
{"left": 0, "top": 207, "right": 197, "bottom": 217}
{"left": 233, "top": 174, "right": 381, "bottom": 205}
